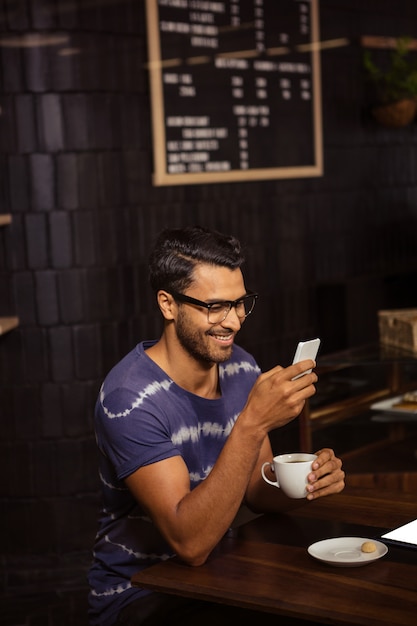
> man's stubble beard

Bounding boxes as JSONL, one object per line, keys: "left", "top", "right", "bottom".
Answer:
{"left": 175, "top": 309, "right": 233, "bottom": 365}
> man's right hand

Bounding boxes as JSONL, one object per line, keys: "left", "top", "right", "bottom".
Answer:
{"left": 241, "top": 359, "right": 318, "bottom": 434}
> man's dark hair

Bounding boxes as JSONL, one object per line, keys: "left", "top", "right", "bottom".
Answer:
{"left": 149, "top": 226, "right": 245, "bottom": 293}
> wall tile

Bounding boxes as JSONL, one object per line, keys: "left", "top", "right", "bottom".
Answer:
{"left": 21, "top": 328, "right": 48, "bottom": 382}
{"left": 49, "top": 211, "right": 73, "bottom": 268}
{"left": 54, "top": 496, "right": 98, "bottom": 552}
{"left": 15, "top": 94, "right": 37, "bottom": 153}
{"left": 56, "top": 440, "right": 83, "bottom": 495}
{"left": 61, "top": 382, "right": 91, "bottom": 437}
{"left": 13, "top": 384, "right": 40, "bottom": 440}
{"left": 3, "top": 501, "right": 31, "bottom": 554}
{"left": 8, "top": 155, "right": 30, "bottom": 212}
{"left": 36, "top": 93, "right": 64, "bottom": 153}
{"left": 32, "top": 441, "right": 58, "bottom": 497}
{"left": 125, "top": 0, "right": 142, "bottom": 34}
{"left": 0, "top": 445, "right": 12, "bottom": 498}
{"left": 79, "top": 2, "right": 103, "bottom": 31}
{"left": 5, "top": 0, "right": 30, "bottom": 29}
{"left": 120, "top": 208, "right": 138, "bottom": 263}
{"left": 77, "top": 497, "right": 101, "bottom": 550}
{"left": 89, "top": 93, "right": 114, "bottom": 150}
{"left": 5, "top": 214, "right": 26, "bottom": 271}
{"left": 80, "top": 440, "right": 101, "bottom": 491}
{"left": 41, "top": 383, "right": 64, "bottom": 438}
{"left": 124, "top": 150, "right": 152, "bottom": 203}
{"left": 120, "top": 95, "right": 145, "bottom": 150}
{"left": 116, "top": 319, "right": 138, "bottom": 357}
{"left": 29, "top": 154, "right": 55, "bottom": 211}
{"left": 72, "top": 211, "right": 96, "bottom": 267}
{"left": 97, "top": 152, "right": 122, "bottom": 208}
{"left": 104, "top": 35, "right": 119, "bottom": 91}
{"left": 31, "top": 0, "right": 57, "bottom": 28}
{"left": 61, "top": 94, "right": 90, "bottom": 150}
{"left": 52, "top": 45, "right": 78, "bottom": 91}
{"left": 135, "top": 262, "right": 155, "bottom": 315}
{"left": 48, "top": 326, "right": 74, "bottom": 382}
{"left": 106, "top": 266, "right": 126, "bottom": 320}
{"left": 0, "top": 270, "right": 13, "bottom": 312}
{"left": 73, "top": 324, "right": 101, "bottom": 380}
{"left": 34, "top": 269, "right": 59, "bottom": 325}
{"left": 57, "top": 0, "right": 79, "bottom": 29}
{"left": 13, "top": 271, "right": 36, "bottom": 325}
{"left": 78, "top": 36, "right": 101, "bottom": 90}
{"left": 100, "top": 322, "right": 120, "bottom": 375}
{"left": 8, "top": 441, "right": 34, "bottom": 498}
{"left": 25, "top": 213, "right": 48, "bottom": 268}
{"left": 0, "top": 156, "right": 9, "bottom": 214}
{"left": 0, "top": 327, "right": 24, "bottom": 384}
{"left": 0, "top": 387, "right": 14, "bottom": 441}
{"left": 11, "top": 499, "right": 58, "bottom": 554}
{"left": 93, "top": 209, "right": 117, "bottom": 265}
{"left": 77, "top": 153, "right": 98, "bottom": 209}
{"left": 0, "top": 96, "right": 15, "bottom": 154}
{"left": 57, "top": 269, "right": 84, "bottom": 324}
{"left": 100, "top": 3, "right": 125, "bottom": 32}
{"left": 23, "top": 44, "right": 52, "bottom": 93}
{"left": 0, "top": 46, "right": 24, "bottom": 92}
{"left": 57, "top": 153, "right": 78, "bottom": 210}
{"left": 82, "top": 267, "right": 108, "bottom": 321}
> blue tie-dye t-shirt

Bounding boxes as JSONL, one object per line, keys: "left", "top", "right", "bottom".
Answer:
{"left": 88, "top": 340, "right": 261, "bottom": 626}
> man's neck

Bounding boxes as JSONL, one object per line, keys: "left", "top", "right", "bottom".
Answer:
{"left": 146, "top": 336, "right": 221, "bottom": 399}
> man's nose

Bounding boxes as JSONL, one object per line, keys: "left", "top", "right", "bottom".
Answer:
{"left": 221, "top": 305, "right": 242, "bottom": 329}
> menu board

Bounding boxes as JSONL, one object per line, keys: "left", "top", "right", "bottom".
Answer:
{"left": 145, "top": 0, "right": 322, "bottom": 185}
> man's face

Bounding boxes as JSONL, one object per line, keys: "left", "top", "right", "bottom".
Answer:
{"left": 174, "top": 264, "right": 248, "bottom": 365}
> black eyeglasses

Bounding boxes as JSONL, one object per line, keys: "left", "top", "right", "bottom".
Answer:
{"left": 169, "top": 290, "right": 258, "bottom": 324}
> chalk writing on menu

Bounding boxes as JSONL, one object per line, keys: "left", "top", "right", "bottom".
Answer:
{"left": 145, "top": 0, "right": 322, "bottom": 185}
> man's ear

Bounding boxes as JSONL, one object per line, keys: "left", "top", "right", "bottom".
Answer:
{"left": 157, "top": 290, "right": 177, "bottom": 320}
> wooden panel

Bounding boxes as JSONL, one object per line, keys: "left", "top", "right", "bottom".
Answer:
{"left": 0, "top": 317, "right": 19, "bottom": 335}
{"left": 0, "top": 214, "right": 12, "bottom": 226}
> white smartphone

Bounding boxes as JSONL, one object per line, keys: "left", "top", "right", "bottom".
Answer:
{"left": 292, "top": 338, "right": 321, "bottom": 380}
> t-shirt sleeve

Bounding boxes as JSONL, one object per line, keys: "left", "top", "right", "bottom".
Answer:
{"left": 94, "top": 385, "right": 180, "bottom": 481}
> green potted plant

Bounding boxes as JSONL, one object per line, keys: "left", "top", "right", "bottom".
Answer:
{"left": 363, "top": 36, "right": 417, "bottom": 127}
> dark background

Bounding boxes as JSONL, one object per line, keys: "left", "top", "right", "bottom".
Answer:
{"left": 1, "top": 0, "right": 417, "bottom": 623}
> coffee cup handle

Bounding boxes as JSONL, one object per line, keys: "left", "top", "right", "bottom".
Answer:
{"left": 261, "top": 462, "right": 280, "bottom": 488}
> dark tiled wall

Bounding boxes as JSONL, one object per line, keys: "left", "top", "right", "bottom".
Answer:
{"left": 1, "top": 0, "right": 417, "bottom": 569}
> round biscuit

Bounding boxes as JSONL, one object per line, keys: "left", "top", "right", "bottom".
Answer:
{"left": 361, "top": 541, "right": 377, "bottom": 553}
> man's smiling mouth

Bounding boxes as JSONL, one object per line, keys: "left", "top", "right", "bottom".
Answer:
{"left": 210, "top": 332, "right": 234, "bottom": 342}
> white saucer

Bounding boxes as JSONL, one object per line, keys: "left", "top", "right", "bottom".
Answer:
{"left": 308, "top": 537, "right": 388, "bottom": 567}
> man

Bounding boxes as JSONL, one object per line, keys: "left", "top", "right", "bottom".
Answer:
{"left": 88, "top": 226, "right": 345, "bottom": 626}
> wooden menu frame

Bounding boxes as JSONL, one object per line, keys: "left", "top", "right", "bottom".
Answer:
{"left": 145, "top": 0, "right": 323, "bottom": 185}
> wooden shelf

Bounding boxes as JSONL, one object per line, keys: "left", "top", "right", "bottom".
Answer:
{"left": 0, "top": 316, "right": 19, "bottom": 335}
{"left": 361, "top": 35, "right": 417, "bottom": 50}
{"left": 0, "top": 214, "right": 12, "bottom": 226}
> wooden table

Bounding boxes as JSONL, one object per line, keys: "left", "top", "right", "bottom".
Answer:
{"left": 132, "top": 487, "right": 417, "bottom": 625}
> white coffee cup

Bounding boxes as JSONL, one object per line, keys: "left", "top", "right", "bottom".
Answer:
{"left": 261, "top": 453, "right": 317, "bottom": 499}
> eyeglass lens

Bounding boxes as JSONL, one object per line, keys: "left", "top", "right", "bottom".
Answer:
{"left": 208, "top": 295, "right": 256, "bottom": 323}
